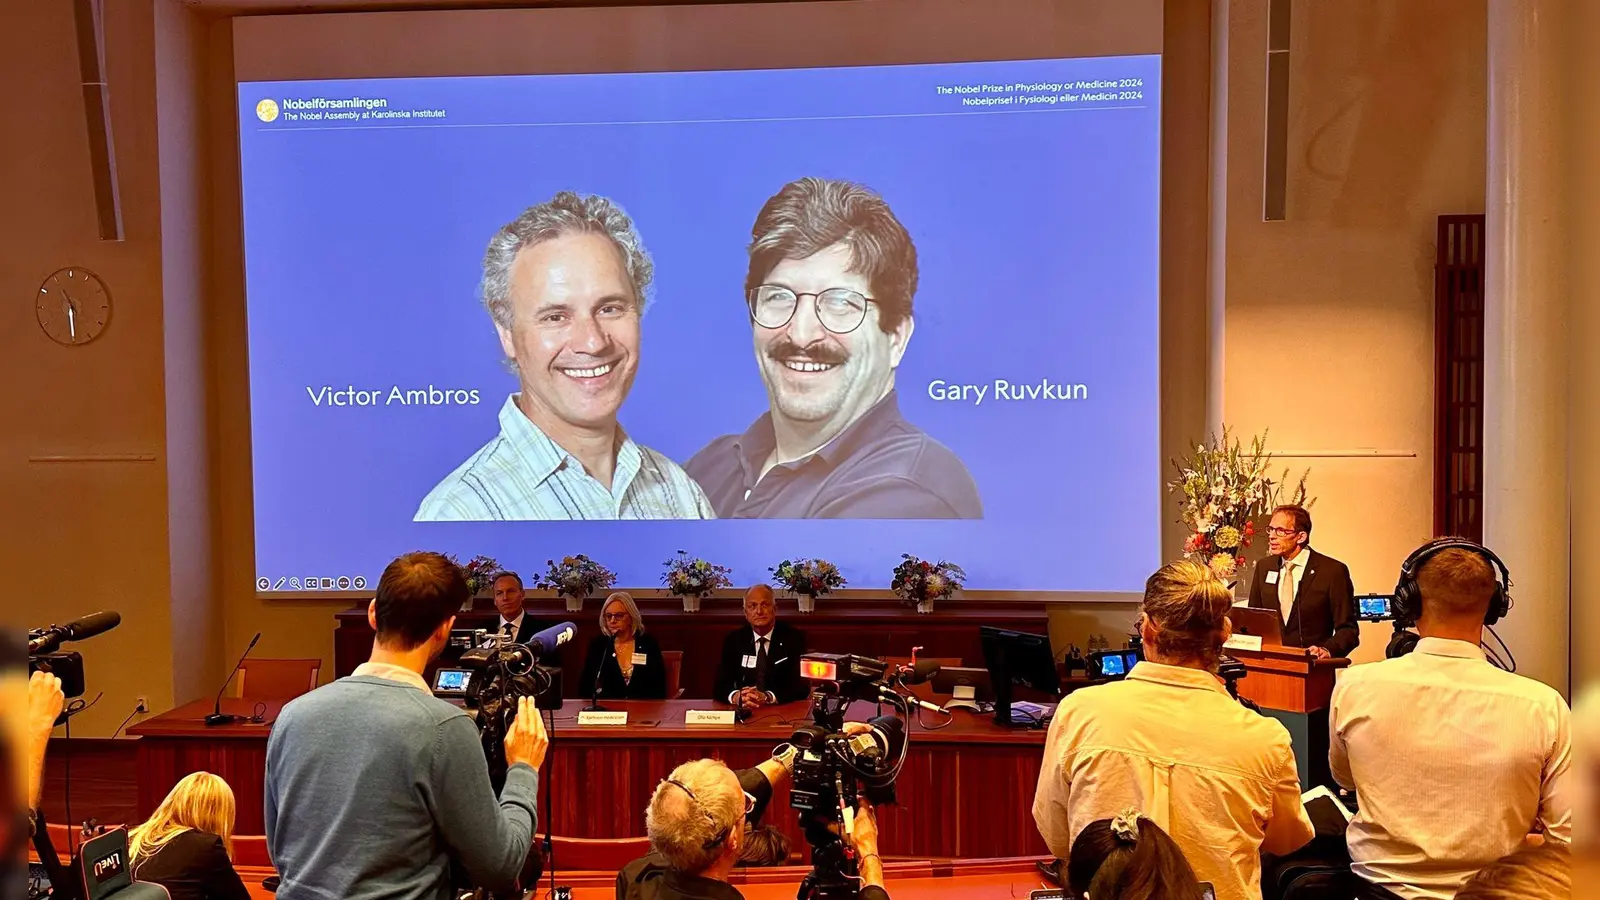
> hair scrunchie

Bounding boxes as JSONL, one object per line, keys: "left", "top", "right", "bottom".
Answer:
{"left": 1109, "top": 808, "right": 1143, "bottom": 845}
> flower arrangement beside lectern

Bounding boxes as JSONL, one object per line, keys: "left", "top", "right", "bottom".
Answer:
{"left": 1168, "top": 427, "right": 1311, "bottom": 585}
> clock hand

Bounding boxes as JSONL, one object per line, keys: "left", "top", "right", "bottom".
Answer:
{"left": 67, "top": 303, "right": 78, "bottom": 340}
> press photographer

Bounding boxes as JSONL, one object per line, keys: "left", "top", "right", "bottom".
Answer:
{"left": 265, "top": 551, "right": 547, "bottom": 900}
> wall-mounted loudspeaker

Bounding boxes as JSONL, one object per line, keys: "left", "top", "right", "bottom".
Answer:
{"left": 1262, "top": 0, "right": 1290, "bottom": 221}
{"left": 73, "top": 0, "right": 123, "bottom": 241}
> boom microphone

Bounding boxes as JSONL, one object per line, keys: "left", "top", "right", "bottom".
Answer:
{"left": 524, "top": 622, "right": 576, "bottom": 657}
{"left": 28, "top": 611, "right": 122, "bottom": 654}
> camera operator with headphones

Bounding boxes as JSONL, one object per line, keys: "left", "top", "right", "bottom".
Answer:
{"left": 1329, "top": 539, "right": 1572, "bottom": 900}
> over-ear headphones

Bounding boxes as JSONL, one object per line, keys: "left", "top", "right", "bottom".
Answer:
{"left": 1387, "top": 537, "right": 1512, "bottom": 658}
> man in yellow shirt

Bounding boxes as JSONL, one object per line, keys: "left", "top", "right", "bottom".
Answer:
{"left": 1032, "top": 560, "right": 1314, "bottom": 900}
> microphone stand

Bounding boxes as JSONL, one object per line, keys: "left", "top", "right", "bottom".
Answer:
{"left": 207, "top": 633, "right": 261, "bottom": 726}
{"left": 583, "top": 647, "right": 607, "bottom": 713}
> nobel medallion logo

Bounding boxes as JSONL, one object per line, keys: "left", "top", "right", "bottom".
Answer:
{"left": 255, "top": 98, "right": 280, "bottom": 123}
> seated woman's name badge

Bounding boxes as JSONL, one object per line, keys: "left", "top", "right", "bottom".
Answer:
{"left": 631, "top": 652, "right": 649, "bottom": 666}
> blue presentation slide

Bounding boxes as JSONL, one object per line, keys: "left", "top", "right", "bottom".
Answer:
{"left": 237, "top": 54, "right": 1162, "bottom": 592}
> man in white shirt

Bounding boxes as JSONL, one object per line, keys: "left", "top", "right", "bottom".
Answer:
{"left": 1033, "top": 560, "right": 1314, "bottom": 900}
{"left": 1331, "top": 544, "right": 1572, "bottom": 900}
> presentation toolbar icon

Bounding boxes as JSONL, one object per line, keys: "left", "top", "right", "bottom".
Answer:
{"left": 353, "top": 576, "right": 368, "bottom": 590}
{"left": 336, "top": 576, "right": 352, "bottom": 590}
{"left": 289, "top": 577, "right": 302, "bottom": 590}
{"left": 257, "top": 577, "right": 271, "bottom": 591}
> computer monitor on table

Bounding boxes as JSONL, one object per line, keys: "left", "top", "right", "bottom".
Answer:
{"left": 979, "top": 625, "right": 1061, "bottom": 728}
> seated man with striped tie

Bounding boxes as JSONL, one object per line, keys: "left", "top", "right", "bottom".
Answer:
{"left": 492, "top": 571, "right": 550, "bottom": 644}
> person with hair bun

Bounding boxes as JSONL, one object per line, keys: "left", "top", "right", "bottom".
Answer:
{"left": 1067, "top": 810, "right": 1206, "bottom": 900}
{"left": 1033, "top": 560, "right": 1313, "bottom": 900}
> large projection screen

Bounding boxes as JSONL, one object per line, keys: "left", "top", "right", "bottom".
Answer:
{"left": 232, "top": 0, "right": 1164, "bottom": 598}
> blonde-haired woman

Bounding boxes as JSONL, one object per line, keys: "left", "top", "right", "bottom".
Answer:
{"left": 579, "top": 591, "right": 667, "bottom": 699}
{"left": 128, "top": 772, "right": 249, "bottom": 900}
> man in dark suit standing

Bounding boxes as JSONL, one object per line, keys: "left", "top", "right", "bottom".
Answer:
{"left": 1247, "top": 505, "right": 1359, "bottom": 659}
{"left": 714, "top": 585, "right": 808, "bottom": 707}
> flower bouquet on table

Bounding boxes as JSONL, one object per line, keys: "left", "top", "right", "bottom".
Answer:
{"left": 1168, "top": 427, "right": 1312, "bottom": 586}
{"left": 769, "top": 558, "right": 846, "bottom": 614}
{"left": 535, "top": 554, "right": 617, "bottom": 613}
{"left": 450, "top": 555, "right": 502, "bottom": 610}
{"left": 662, "top": 550, "right": 734, "bottom": 613}
{"left": 889, "top": 554, "right": 966, "bottom": 614}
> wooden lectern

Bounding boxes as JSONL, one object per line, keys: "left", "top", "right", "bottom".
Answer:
{"left": 1226, "top": 641, "right": 1349, "bottom": 789}
{"left": 1228, "top": 643, "right": 1348, "bottom": 713}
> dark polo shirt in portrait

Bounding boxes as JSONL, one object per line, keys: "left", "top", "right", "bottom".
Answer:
{"left": 684, "top": 391, "right": 982, "bottom": 519}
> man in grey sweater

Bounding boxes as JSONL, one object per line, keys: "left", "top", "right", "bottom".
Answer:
{"left": 265, "top": 551, "right": 549, "bottom": 900}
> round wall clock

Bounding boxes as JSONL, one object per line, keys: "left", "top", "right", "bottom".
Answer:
{"left": 36, "top": 266, "right": 112, "bottom": 345}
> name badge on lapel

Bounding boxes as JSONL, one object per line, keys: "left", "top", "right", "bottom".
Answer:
{"left": 631, "top": 652, "right": 649, "bottom": 666}
{"left": 1265, "top": 570, "right": 1279, "bottom": 585}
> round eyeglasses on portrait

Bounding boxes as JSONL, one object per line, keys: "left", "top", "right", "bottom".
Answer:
{"left": 747, "top": 285, "right": 878, "bottom": 335}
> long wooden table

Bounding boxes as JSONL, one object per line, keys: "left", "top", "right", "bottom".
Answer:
{"left": 334, "top": 598, "right": 1050, "bottom": 699}
{"left": 128, "top": 696, "right": 1051, "bottom": 860}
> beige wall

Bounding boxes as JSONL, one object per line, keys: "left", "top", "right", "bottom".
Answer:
{"left": 0, "top": 0, "right": 180, "bottom": 733}
{"left": 1219, "top": 0, "right": 1487, "bottom": 663}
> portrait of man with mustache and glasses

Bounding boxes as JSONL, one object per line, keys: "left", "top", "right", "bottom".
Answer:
{"left": 416, "top": 191, "right": 714, "bottom": 521}
{"left": 685, "top": 177, "right": 981, "bottom": 519}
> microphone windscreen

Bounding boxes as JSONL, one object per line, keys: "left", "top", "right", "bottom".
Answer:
{"left": 526, "top": 622, "right": 576, "bottom": 656}
{"left": 64, "top": 611, "right": 121, "bottom": 641}
{"left": 899, "top": 659, "right": 944, "bottom": 685}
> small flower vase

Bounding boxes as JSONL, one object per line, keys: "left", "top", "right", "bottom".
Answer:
{"left": 681, "top": 594, "right": 703, "bottom": 613}
{"left": 564, "top": 594, "right": 584, "bottom": 613}
{"left": 796, "top": 594, "right": 817, "bottom": 614}
{"left": 916, "top": 598, "right": 934, "bottom": 615}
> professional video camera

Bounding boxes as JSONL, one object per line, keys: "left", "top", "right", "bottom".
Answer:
{"left": 23, "top": 612, "right": 123, "bottom": 900}
{"left": 785, "top": 653, "right": 941, "bottom": 900}
{"left": 432, "top": 622, "right": 573, "bottom": 788}
{"left": 26, "top": 611, "right": 121, "bottom": 700}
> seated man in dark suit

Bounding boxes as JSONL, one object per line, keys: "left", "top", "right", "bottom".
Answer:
{"left": 1246, "top": 504, "right": 1359, "bottom": 659}
{"left": 713, "top": 585, "right": 807, "bottom": 708}
{"left": 492, "top": 571, "right": 550, "bottom": 644}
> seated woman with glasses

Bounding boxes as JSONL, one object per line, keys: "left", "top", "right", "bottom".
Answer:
{"left": 580, "top": 591, "right": 667, "bottom": 700}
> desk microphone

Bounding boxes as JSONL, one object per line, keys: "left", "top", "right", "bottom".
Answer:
{"left": 206, "top": 632, "right": 261, "bottom": 726}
